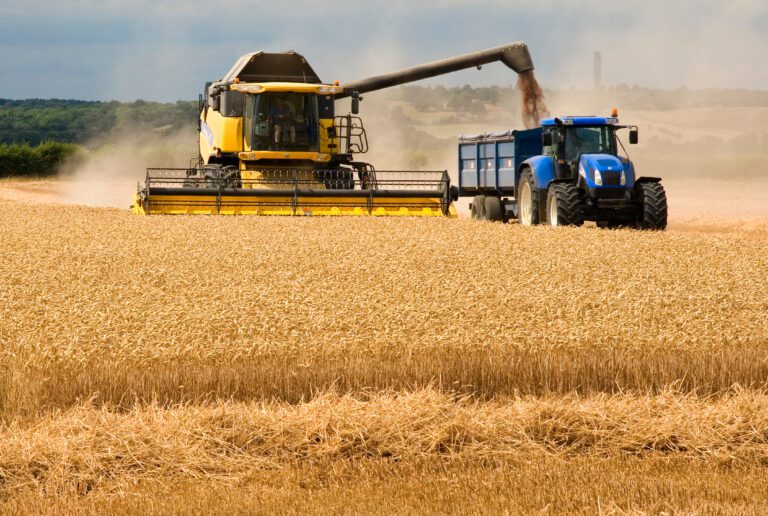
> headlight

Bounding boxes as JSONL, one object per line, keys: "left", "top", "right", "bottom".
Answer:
{"left": 620, "top": 170, "right": 626, "bottom": 186}
{"left": 593, "top": 169, "right": 602, "bottom": 186}
{"left": 233, "top": 84, "right": 265, "bottom": 94}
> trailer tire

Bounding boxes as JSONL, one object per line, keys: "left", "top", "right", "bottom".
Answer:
{"left": 517, "top": 170, "right": 540, "bottom": 226}
{"left": 471, "top": 195, "right": 486, "bottom": 220}
{"left": 636, "top": 182, "right": 668, "bottom": 230}
{"left": 484, "top": 196, "right": 503, "bottom": 222}
{"left": 546, "top": 183, "right": 584, "bottom": 226}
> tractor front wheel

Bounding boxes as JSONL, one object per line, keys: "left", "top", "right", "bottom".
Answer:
{"left": 636, "top": 182, "right": 668, "bottom": 230}
{"left": 546, "top": 183, "right": 584, "bottom": 226}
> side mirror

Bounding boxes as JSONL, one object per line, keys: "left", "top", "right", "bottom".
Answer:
{"left": 351, "top": 92, "right": 360, "bottom": 115}
{"left": 629, "top": 128, "right": 638, "bottom": 144}
{"left": 211, "top": 95, "right": 221, "bottom": 113}
{"left": 542, "top": 132, "right": 553, "bottom": 146}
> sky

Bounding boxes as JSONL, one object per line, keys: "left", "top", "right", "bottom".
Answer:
{"left": 0, "top": 0, "right": 766, "bottom": 101}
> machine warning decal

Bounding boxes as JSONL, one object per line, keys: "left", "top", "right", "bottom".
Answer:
{"left": 201, "top": 121, "right": 214, "bottom": 147}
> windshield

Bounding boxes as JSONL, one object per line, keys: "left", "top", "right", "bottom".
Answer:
{"left": 245, "top": 93, "right": 318, "bottom": 152}
{"left": 564, "top": 126, "right": 615, "bottom": 161}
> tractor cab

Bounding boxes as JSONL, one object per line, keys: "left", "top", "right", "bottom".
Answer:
{"left": 541, "top": 116, "right": 638, "bottom": 191}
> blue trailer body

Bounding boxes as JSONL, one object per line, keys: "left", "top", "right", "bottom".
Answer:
{"left": 457, "top": 128, "right": 542, "bottom": 197}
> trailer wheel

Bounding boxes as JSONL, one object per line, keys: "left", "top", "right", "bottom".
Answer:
{"left": 636, "top": 182, "right": 668, "bottom": 230}
{"left": 517, "top": 170, "right": 539, "bottom": 226}
{"left": 484, "top": 196, "right": 504, "bottom": 222}
{"left": 546, "top": 183, "right": 584, "bottom": 226}
{"left": 471, "top": 195, "right": 486, "bottom": 220}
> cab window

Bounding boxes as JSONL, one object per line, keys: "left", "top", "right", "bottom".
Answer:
{"left": 249, "top": 93, "right": 318, "bottom": 152}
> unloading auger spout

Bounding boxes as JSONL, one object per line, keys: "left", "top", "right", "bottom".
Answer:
{"left": 340, "top": 42, "right": 534, "bottom": 96}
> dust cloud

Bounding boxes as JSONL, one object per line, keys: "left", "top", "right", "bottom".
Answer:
{"left": 517, "top": 71, "right": 550, "bottom": 129}
{"left": 58, "top": 127, "right": 197, "bottom": 208}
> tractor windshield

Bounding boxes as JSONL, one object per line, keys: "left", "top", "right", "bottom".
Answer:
{"left": 244, "top": 93, "right": 319, "bottom": 152}
{"left": 564, "top": 126, "right": 615, "bottom": 161}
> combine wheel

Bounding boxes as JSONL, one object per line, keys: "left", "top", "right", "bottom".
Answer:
{"left": 484, "top": 196, "right": 504, "bottom": 222}
{"left": 471, "top": 195, "right": 486, "bottom": 220}
{"left": 517, "top": 170, "right": 540, "bottom": 226}
{"left": 546, "top": 183, "right": 584, "bottom": 226}
{"left": 636, "top": 182, "right": 668, "bottom": 230}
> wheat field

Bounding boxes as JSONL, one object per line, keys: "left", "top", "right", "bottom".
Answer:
{"left": 1, "top": 182, "right": 768, "bottom": 513}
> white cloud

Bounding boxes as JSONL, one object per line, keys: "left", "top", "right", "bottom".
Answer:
{"left": 0, "top": 0, "right": 766, "bottom": 100}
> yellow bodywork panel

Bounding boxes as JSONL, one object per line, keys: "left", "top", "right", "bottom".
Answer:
{"left": 200, "top": 110, "right": 243, "bottom": 159}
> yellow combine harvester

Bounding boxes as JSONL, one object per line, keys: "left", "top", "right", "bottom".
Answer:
{"left": 132, "top": 42, "right": 535, "bottom": 216}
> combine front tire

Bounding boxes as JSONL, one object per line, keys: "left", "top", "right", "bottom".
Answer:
{"left": 636, "top": 182, "right": 668, "bottom": 230}
{"left": 471, "top": 195, "right": 486, "bottom": 220}
{"left": 484, "top": 196, "right": 504, "bottom": 222}
{"left": 546, "top": 183, "right": 584, "bottom": 226}
{"left": 517, "top": 170, "right": 540, "bottom": 226}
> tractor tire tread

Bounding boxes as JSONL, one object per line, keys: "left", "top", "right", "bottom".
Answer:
{"left": 548, "top": 183, "right": 584, "bottom": 226}
{"left": 518, "top": 170, "right": 540, "bottom": 225}
{"left": 637, "top": 182, "right": 668, "bottom": 230}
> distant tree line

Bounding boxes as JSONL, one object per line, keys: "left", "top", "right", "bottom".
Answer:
{"left": 0, "top": 99, "right": 198, "bottom": 177}
{"left": 0, "top": 99, "right": 198, "bottom": 146}
{"left": 1, "top": 86, "right": 767, "bottom": 177}
{"left": 0, "top": 141, "right": 80, "bottom": 177}
{"left": 4, "top": 87, "right": 768, "bottom": 147}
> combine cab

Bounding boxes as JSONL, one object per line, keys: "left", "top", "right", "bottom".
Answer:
{"left": 132, "top": 43, "right": 537, "bottom": 216}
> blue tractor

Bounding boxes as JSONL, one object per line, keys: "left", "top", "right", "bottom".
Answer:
{"left": 457, "top": 114, "right": 667, "bottom": 229}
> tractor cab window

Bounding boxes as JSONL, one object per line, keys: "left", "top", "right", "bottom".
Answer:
{"left": 542, "top": 127, "right": 558, "bottom": 157}
{"left": 246, "top": 93, "right": 318, "bottom": 152}
{"left": 564, "top": 126, "right": 615, "bottom": 161}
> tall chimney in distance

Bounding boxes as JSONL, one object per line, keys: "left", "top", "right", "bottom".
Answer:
{"left": 593, "top": 51, "right": 602, "bottom": 91}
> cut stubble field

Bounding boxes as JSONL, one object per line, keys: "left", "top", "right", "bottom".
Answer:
{"left": 1, "top": 180, "right": 767, "bottom": 513}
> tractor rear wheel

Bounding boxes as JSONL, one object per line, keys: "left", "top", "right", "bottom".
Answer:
{"left": 471, "top": 195, "right": 486, "bottom": 220}
{"left": 517, "top": 170, "right": 540, "bottom": 226}
{"left": 636, "top": 182, "right": 668, "bottom": 230}
{"left": 546, "top": 183, "right": 584, "bottom": 226}
{"left": 484, "top": 196, "right": 504, "bottom": 222}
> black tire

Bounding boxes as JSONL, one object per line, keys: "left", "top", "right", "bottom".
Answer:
{"left": 517, "top": 170, "right": 540, "bottom": 226}
{"left": 636, "top": 182, "right": 668, "bottom": 230}
{"left": 484, "top": 196, "right": 504, "bottom": 222}
{"left": 546, "top": 183, "right": 584, "bottom": 226}
{"left": 471, "top": 195, "right": 486, "bottom": 220}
